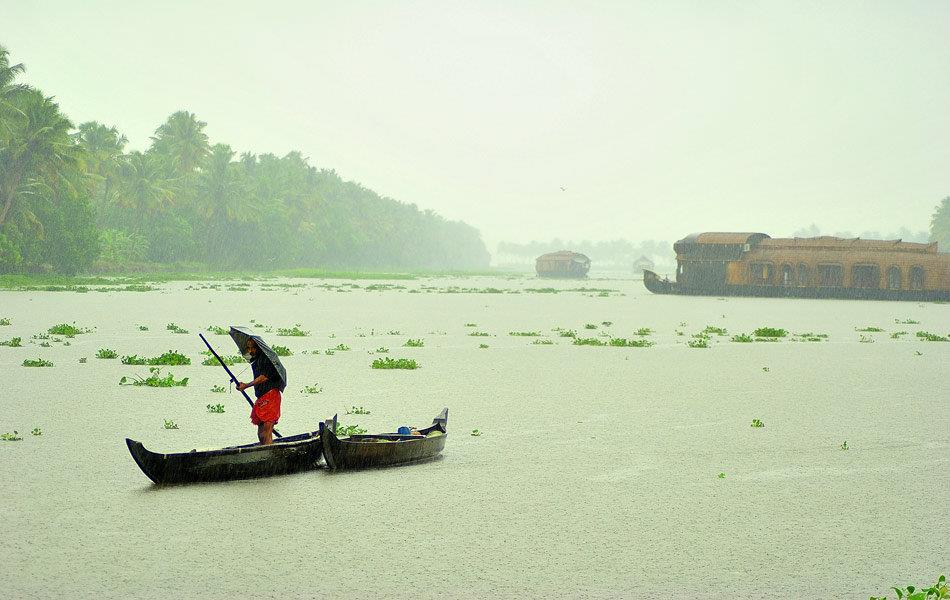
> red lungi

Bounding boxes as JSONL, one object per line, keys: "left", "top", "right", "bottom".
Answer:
{"left": 250, "top": 389, "right": 281, "bottom": 425}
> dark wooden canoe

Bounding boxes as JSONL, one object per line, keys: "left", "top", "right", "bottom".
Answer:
{"left": 320, "top": 408, "right": 448, "bottom": 470}
{"left": 126, "top": 430, "right": 323, "bottom": 485}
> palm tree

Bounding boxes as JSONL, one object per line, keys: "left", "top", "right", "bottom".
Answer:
{"left": 0, "top": 89, "right": 81, "bottom": 226}
{"left": 116, "top": 151, "right": 176, "bottom": 215}
{"left": 149, "top": 111, "right": 210, "bottom": 176}
{"left": 0, "top": 45, "right": 28, "bottom": 133}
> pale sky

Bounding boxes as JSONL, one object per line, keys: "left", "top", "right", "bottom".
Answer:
{"left": 5, "top": 1, "right": 949, "bottom": 248}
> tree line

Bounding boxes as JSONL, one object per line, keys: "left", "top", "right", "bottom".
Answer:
{"left": 0, "top": 45, "right": 490, "bottom": 275}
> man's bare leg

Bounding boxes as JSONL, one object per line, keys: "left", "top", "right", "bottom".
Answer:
{"left": 260, "top": 422, "right": 274, "bottom": 445}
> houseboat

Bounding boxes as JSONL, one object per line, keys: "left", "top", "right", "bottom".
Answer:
{"left": 643, "top": 232, "right": 949, "bottom": 301}
{"left": 536, "top": 251, "right": 591, "bottom": 279}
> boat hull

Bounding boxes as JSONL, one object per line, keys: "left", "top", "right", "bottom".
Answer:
{"left": 321, "top": 409, "right": 448, "bottom": 470}
{"left": 126, "top": 430, "right": 323, "bottom": 485}
{"left": 643, "top": 270, "right": 949, "bottom": 302}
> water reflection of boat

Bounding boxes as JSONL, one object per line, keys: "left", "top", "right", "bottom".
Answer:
{"left": 320, "top": 408, "right": 448, "bottom": 470}
{"left": 644, "top": 232, "right": 950, "bottom": 301}
{"left": 126, "top": 430, "right": 323, "bottom": 485}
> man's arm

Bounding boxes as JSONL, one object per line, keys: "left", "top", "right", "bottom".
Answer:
{"left": 237, "top": 374, "right": 268, "bottom": 391}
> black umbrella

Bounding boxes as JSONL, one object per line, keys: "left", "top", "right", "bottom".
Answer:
{"left": 228, "top": 326, "right": 287, "bottom": 391}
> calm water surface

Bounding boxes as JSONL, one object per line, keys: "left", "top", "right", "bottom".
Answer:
{"left": 1, "top": 276, "right": 947, "bottom": 599}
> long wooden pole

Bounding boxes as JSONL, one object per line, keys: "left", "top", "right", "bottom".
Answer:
{"left": 199, "top": 333, "right": 282, "bottom": 439}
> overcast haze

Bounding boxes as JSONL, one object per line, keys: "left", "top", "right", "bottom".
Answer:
{"left": 6, "top": 0, "right": 949, "bottom": 247}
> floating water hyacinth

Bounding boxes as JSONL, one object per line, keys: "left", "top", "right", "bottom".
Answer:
{"left": 0, "top": 337, "right": 22, "bottom": 347}
{"left": 48, "top": 323, "right": 93, "bottom": 337}
{"left": 277, "top": 325, "right": 309, "bottom": 336}
{"left": 206, "top": 404, "right": 225, "bottom": 413}
{"left": 120, "top": 367, "right": 188, "bottom": 387}
{"left": 163, "top": 419, "right": 179, "bottom": 429}
{"left": 272, "top": 345, "right": 293, "bottom": 356}
{"left": 371, "top": 357, "right": 419, "bottom": 369}
{"left": 166, "top": 322, "right": 189, "bottom": 334}
{"left": 403, "top": 338, "right": 425, "bottom": 347}
{"left": 95, "top": 348, "right": 118, "bottom": 359}
{"left": 23, "top": 358, "right": 53, "bottom": 367}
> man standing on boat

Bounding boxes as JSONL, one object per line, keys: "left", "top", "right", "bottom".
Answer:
{"left": 236, "top": 338, "right": 283, "bottom": 445}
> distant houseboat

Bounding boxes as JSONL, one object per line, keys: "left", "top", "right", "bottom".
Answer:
{"left": 633, "top": 255, "right": 655, "bottom": 275}
{"left": 536, "top": 251, "right": 591, "bottom": 279}
{"left": 643, "top": 232, "right": 949, "bottom": 301}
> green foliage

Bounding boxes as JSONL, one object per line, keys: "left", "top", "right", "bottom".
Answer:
{"left": 916, "top": 331, "right": 948, "bottom": 342}
{"left": 271, "top": 344, "right": 292, "bottom": 356}
{"left": 336, "top": 424, "right": 367, "bottom": 437}
{"left": 464, "top": 323, "right": 477, "bottom": 327}
{"left": 471, "top": 429, "right": 482, "bottom": 437}
{"left": 717, "top": 472, "right": 726, "bottom": 479}
{"left": 731, "top": 333, "right": 754, "bottom": 343}
{"left": 890, "top": 331, "right": 908, "bottom": 339}
{"left": 371, "top": 357, "right": 419, "bottom": 369}
{"left": 859, "top": 335, "right": 875, "bottom": 343}
{"left": 277, "top": 325, "right": 309, "bottom": 336}
{"left": 895, "top": 318, "right": 920, "bottom": 325}
{"left": 47, "top": 323, "right": 92, "bottom": 336}
{"left": 608, "top": 338, "right": 655, "bottom": 347}
{"left": 30, "top": 427, "right": 41, "bottom": 436}
{"left": 478, "top": 343, "right": 489, "bottom": 349}
{"left": 95, "top": 348, "right": 118, "bottom": 359}
{"left": 468, "top": 331, "right": 490, "bottom": 337}
{"left": 403, "top": 338, "right": 425, "bottom": 347}
{"left": 78, "top": 357, "right": 87, "bottom": 363}
{"left": 930, "top": 196, "right": 950, "bottom": 249}
{"left": 0, "top": 317, "right": 10, "bottom": 325}
{"left": 300, "top": 384, "right": 323, "bottom": 394}
{"left": 210, "top": 384, "right": 226, "bottom": 393}
{"left": 332, "top": 343, "right": 350, "bottom": 351}
{"left": 794, "top": 332, "right": 828, "bottom": 342}
{"left": 120, "top": 367, "right": 188, "bottom": 387}
{"left": 1, "top": 431, "right": 23, "bottom": 441}
{"left": 634, "top": 328, "right": 653, "bottom": 336}
{"left": 137, "top": 324, "right": 149, "bottom": 331}
{"left": 508, "top": 331, "right": 540, "bottom": 337}
{"left": 206, "top": 325, "right": 229, "bottom": 335}
{"left": 201, "top": 354, "right": 243, "bottom": 366}
{"left": 22, "top": 358, "right": 53, "bottom": 367}
{"left": 374, "top": 347, "right": 389, "bottom": 353}
{"left": 856, "top": 326, "right": 885, "bottom": 332}
{"left": 165, "top": 322, "right": 189, "bottom": 334}
{"left": 752, "top": 327, "right": 787, "bottom": 338}
{"left": 601, "top": 321, "right": 613, "bottom": 327}
{"left": 584, "top": 323, "right": 598, "bottom": 330}
{"left": 0, "top": 336, "right": 22, "bottom": 347}
{"left": 840, "top": 441, "right": 849, "bottom": 450}
{"left": 532, "top": 339, "right": 555, "bottom": 345}
{"left": 558, "top": 329, "right": 578, "bottom": 338}
{"left": 573, "top": 337, "right": 606, "bottom": 346}
{"left": 687, "top": 337, "right": 709, "bottom": 348}
{"left": 750, "top": 418, "right": 765, "bottom": 428}
{"left": 206, "top": 404, "right": 225, "bottom": 413}
{"left": 163, "top": 419, "right": 179, "bottom": 429}
{"left": 702, "top": 325, "right": 728, "bottom": 336}
{"left": 346, "top": 406, "right": 370, "bottom": 415}
{"left": 870, "top": 574, "right": 947, "bottom": 600}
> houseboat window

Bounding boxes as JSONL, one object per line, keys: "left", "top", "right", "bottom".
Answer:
{"left": 851, "top": 264, "right": 880, "bottom": 289}
{"left": 817, "top": 264, "right": 843, "bottom": 287}
{"left": 750, "top": 263, "right": 772, "bottom": 284}
{"left": 910, "top": 266, "right": 925, "bottom": 290}
{"left": 886, "top": 266, "right": 901, "bottom": 290}
{"left": 781, "top": 264, "right": 794, "bottom": 286}
{"left": 797, "top": 264, "right": 809, "bottom": 287}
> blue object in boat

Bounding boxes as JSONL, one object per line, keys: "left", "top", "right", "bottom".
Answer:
{"left": 397, "top": 426, "right": 412, "bottom": 435}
